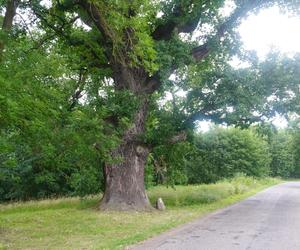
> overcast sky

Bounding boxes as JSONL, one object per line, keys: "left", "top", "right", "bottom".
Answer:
{"left": 239, "top": 6, "right": 300, "bottom": 58}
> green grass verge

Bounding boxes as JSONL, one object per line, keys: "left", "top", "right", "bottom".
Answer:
{"left": 0, "top": 177, "right": 281, "bottom": 250}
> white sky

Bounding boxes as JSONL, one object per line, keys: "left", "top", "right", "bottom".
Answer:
{"left": 239, "top": 6, "right": 300, "bottom": 58}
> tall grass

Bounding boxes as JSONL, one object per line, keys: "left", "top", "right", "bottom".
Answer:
{"left": 0, "top": 176, "right": 279, "bottom": 212}
{"left": 148, "top": 175, "right": 279, "bottom": 207}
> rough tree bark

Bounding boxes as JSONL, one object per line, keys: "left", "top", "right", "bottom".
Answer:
{"left": 100, "top": 98, "right": 152, "bottom": 210}
{"left": 99, "top": 65, "right": 155, "bottom": 211}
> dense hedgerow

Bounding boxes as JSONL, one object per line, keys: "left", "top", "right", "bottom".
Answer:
{"left": 186, "top": 127, "right": 271, "bottom": 184}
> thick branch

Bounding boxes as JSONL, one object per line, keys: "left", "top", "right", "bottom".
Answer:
{"left": 191, "top": 44, "right": 210, "bottom": 62}
{"left": 143, "top": 73, "right": 161, "bottom": 94}
{"left": 152, "top": 20, "right": 177, "bottom": 41}
{"left": 78, "top": 0, "right": 114, "bottom": 42}
{"left": 152, "top": 0, "right": 210, "bottom": 40}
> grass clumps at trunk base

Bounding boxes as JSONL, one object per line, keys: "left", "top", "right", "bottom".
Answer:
{"left": 0, "top": 177, "right": 280, "bottom": 249}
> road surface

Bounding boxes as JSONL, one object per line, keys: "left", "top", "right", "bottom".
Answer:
{"left": 131, "top": 182, "right": 300, "bottom": 250}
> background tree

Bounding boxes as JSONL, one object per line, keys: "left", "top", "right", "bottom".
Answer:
{"left": 289, "top": 119, "right": 300, "bottom": 178}
{"left": 0, "top": 31, "right": 110, "bottom": 200}
{"left": 186, "top": 127, "right": 271, "bottom": 184}
{"left": 269, "top": 131, "right": 295, "bottom": 178}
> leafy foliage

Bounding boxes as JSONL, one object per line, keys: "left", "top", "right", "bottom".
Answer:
{"left": 0, "top": 35, "right": 110, "bottom": 201}
{"left": 269, "top": 131, "right": 295, "bottom": 178}
{"left": 186, "top": 127, "right": 271, "bottom": 184}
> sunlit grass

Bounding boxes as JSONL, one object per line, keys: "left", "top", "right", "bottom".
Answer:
{"left": 0, "top": 177, "right": 281, "bottom": 250}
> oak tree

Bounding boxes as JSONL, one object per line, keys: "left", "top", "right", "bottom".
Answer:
{"left": 2, "top": 0, "right": 300, "bottom": 210}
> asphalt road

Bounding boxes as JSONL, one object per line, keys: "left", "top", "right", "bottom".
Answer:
{"left": 131, "top": 182, "right": 300, "bottom": 250}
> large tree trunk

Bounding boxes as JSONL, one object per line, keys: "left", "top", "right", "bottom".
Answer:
{"left": 99, "top": 96, "right": 153, "bottom": 211}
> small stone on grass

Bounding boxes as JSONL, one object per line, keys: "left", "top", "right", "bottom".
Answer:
{"left": 156, "top": 198, "right": 166, "bottom": 211}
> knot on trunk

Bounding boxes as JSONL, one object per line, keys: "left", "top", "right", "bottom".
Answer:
{"left": 136, "top": 145, "right": 148, "bottom": 156}
{"left": 169, "top": 131, "right": 187, "bottom": 144}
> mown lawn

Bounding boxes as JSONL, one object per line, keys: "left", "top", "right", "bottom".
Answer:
{"left": 0, "top": 177, "right": 281, "bottom": 250}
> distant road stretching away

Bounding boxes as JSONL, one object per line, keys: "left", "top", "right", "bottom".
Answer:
{"left": 132, "top": 182, "right": 300, "bottom": 250}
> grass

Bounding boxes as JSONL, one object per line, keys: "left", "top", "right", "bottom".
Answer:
{"left": 0, "top": 176, "right": 281, "bottom": 250}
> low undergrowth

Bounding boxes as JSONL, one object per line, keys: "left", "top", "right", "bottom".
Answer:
{"left": 0, "top": 177, "right": 280, "bottom": 250}
{"left": 148, "top": 175, "right": 278, "bottom": 207}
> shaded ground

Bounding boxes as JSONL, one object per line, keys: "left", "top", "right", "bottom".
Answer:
{"left": 131, "top": 182, "right": 300, "bottom": 250}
